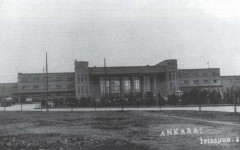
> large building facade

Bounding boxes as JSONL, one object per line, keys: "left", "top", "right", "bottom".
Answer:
{"left": 1, "top": 59, "right": 237, "bottom": 103}
{"left": 0, "top": 83, "right": 18, "bottom": 100}
{"left": 75, "top": 59, "right": 178, "bottom": 101}
{"left": 178, "top": 68, "right": 223, "bottom": 92}
{"left": 13, "top": 73, "right": 75, "bottom": 102}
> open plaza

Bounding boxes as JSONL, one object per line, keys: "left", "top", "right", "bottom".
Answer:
{"left": 0, "top": 110, "right": 239, "bottom": 149}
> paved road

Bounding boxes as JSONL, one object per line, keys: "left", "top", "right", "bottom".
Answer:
{"left": 0, "top": 103, "right": 239, "bottom": 112}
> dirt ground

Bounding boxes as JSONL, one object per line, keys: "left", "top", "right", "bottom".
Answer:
{"left": 0, "top": 110, "right": 239, "bottom": 150}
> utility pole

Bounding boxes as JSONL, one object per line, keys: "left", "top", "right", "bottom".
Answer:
{"left": 207, "top": 61, "right": 210, "bottom": 105}
{"left": 198, "top": 88, "right": 201, "bottom": 112}
{"left": 234, "top": 76, "right": 237, "bottom": 114}
{"left": 104, "top": 58, "right": 107, "bottom": 97}
{"left": 46, "top": 52, "right": 49, "bottom": 111}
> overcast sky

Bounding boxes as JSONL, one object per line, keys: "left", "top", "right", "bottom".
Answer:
{"left": 1, "top": 0, "right": 240, "bottom": 82}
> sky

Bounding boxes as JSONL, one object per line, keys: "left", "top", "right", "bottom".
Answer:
{"left": 1, "top": 0, "right": 240, "bottom": 82}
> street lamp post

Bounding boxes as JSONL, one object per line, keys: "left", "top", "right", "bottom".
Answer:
{"left": 233, "top": 76, "right": 237, "bottom": 114}
{"left": 46, "top": 52, "right": 49, "bottom": 112}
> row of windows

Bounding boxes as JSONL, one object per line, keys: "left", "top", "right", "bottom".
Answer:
{"left": 223, "top": 79, "right": 240, "bottom": 84}
{"left": 77, "top": 85, "right": 88, "bottom": 95}
{"left": 183, "top": 79, "right": 219, "bottom": 85}
{"left": 99, "top": 76, "right": 151, "bottom": 94}
{"left": 179, "top": 72, "right": 219, "bottom": 78}
{"left": 168, "top": 72, "right": 177, "bottom": 81}
{"left": 21, "top": 76, "right": 74, "bottom": 82}
{"left": 0, "top": 86, "right": 17, "bottom": 91}
{"left": 77, "top": 73, "right": 88, "bottom": 84}
{"left": 21, "top": 84, "right": 74, "bottom": 90}
{"left": 169, "top": 82, "right": 178, "bottom": 91}
{"left": 77, "top": 73, "right": 89, "bottom": 95}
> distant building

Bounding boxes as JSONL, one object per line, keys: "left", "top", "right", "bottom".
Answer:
{"left": 221, "top": 76, "right": 240, "bottom": 93}
{"left": 13, "top": 73, "right": 75, "bottom": 102}
{"left": 0, "top": 83, "right": 17, "bottom": 99}
{"left": 178, "top": 68, "right": 223, "bottom": 92}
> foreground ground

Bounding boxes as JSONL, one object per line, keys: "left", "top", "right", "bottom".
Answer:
{"left": 0, "top": 111, "right": 239, "bottom": 150}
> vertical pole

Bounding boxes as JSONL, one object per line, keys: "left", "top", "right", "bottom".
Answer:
{"left": 207, "top": 61, "right": 210, "bottom": 105}
{"left": 154, "top": 75, "right": 157, "bottom": 106}
{"left": 120, "top": 76, "right": 124, "bottom": 111}
{"left": 94, "top": 97, "right": 96, "bottom": 113}
{"left": 4, "top": 99, "right": 6, "bottom": 111}
{"left": 159, "top": 86, "right": 162, "bottom": 112}
{"left": 104, "top": 58, "right": 107, "bottom": 98}
{"left": 198, "top": 88, "right": 201, "bottom": 112}
{"left": 46, "top": 52, "right": 49, "bottom": 111}
{"left": 234, "top": 89, "right": 237, "bottom": 114}
{"left": 71, "top": 98, "right": 73, "bottom": 112}
{"left": 131, "top": 75, "right": 134, "bottom": 106}
{"left": 21, "top": 98, "right": 22, "bottom": 111}
{"left": 234, "top": 76, "right": 237, "bottom": 114}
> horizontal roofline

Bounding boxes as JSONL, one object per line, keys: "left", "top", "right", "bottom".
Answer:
{"left": 18, "top": 72, "right": 74, "bottom": 75}
{"left": 0, "top": 83, "right": 17, "bottom": 84}
{"left": 89, "top": 65, "right": 157, "bottom": 69}
{"left": 221, "top": 75, "right": 240, "bottom": 77}
{"left": 179, "top": 68, "right": 220, "bottom": 70}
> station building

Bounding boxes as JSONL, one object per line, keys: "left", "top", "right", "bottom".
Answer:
{"left": 75, "top": 59, "right": 179, "bottom": 101}
{"left": 2, "top": 59, "right": 232, "bottom": 103}
{"left": 11, "top": 59, "right": 179, "bottom": 102}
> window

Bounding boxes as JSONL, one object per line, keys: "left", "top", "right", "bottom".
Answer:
{"left": 192, "top": 73, "right": 198, "bottom": 76}
{"left": 203, "top": 80, "right": 209, "bottom": 84}
{"left": 56, "top": 77, "right": 61, "bottom": 81}
{"left": 213, "top": 79, "right": 218, "bottom": 83}
{"left": 184, "top": 80, "right": 189, "bottom": 84}
{"left": 22, "top": 86, "right": 28, "bottom": 90}
{"left": 21, "top": 78, "right": 28, "bottom": 82}
{"left": 78, "top": 85, "right": 80, "bottom": 94}
{"left": 81, "top": 85, "right": 84, "bottom": 94}
{"left": 111, "top": 77, "right": 120, "bottom": 93}
{"left": 194, "top": 80, "right": 199, "bottom": 84}
{"left": 84, "top": 86, "right": 88, "bottom": 95}
{"left": 123, "top": 77, "right": 131, "bottom": 92}
{"left": 100, "top": 77, "right": 110, "bottom": 93}
{"left": 134, "top": 77, "right": 140, "bottom": 92}
{"left": 184, "top": 73, "right": 189, "bottom": 77}
{"left": 56, "top": 85, "right": 62, "bottom": 89}
{"left": 77, "top": 74, "right": 80, "bottom": 84}
{"left": 44, "top": 85, "right": 50, "bottom": 88}
{"left": 212, "top": 72, "right": 219, "bottom": 76}
{"left": 170, "top": 83, "right": 173, "bottom": 90}
{"left": 168, "top": 72, "right": 172, "bottom": 81}
{"left": 67, "top": 77, "right": 74, "bottom": 81}
{"left": 33, "top": 77, "right": 39, "bottom": 82}
{"left": 1, "top": 86, "right": 6, "bottom": 90}
{"left": 44, "top": 77, "right": 51, "bottom": 81}
{"left": 80, "top": 74, "right": 84, "bottom": 83}
{"left": 203, "top": 72, "right": 208, "bottom": 76}
{"left": 67, "top": 84, "right": 74, "bottom": 89}
{"left": 12, "top": 87, "right": 17, "bottom": 91}
{"left": 33, "top": 85, "right": 39, "bottom": 90}
{"left": 145, "top": 76, "right": 151, "bottom": 92}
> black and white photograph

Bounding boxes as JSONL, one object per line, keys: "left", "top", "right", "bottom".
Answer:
{"left": 0, "top": 0, "right": 240, "bottom": 149}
